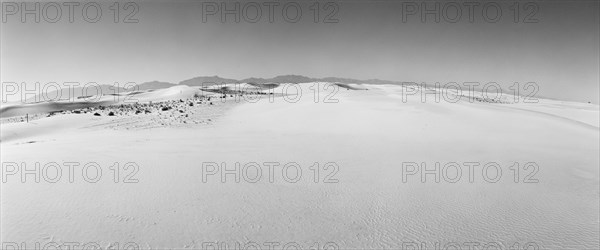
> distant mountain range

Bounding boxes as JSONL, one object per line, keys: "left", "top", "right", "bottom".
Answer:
{"left": 136, "top": 81, "right": 176, "bottom": 90}
{"left": 137, "top": 75, "right": 403, "bottom": 90}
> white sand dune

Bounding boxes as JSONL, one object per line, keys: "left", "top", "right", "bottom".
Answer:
{"left": 130, "top": 85, "right": 206, "bottom": 103}
{"left": 335, "top": 82, "right": 369, "bottom": 90}
{"left": 1, "top": 83, "right": 598, "bottom": 249}
{"left": 0, "top": 86, "right": 208, "bottom": 118}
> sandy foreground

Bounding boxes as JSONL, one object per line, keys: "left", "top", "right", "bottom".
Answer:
{"left": 1, "top": 84, "right": 599, "bottom": 249}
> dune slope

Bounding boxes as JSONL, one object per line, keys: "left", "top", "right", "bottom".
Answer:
{"left": 1, "top": 84, "right": 598, "bottom": 249}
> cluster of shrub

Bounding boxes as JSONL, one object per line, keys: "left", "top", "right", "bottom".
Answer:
{"left": 55, "top": 95, "right": 218, "bottom": 117}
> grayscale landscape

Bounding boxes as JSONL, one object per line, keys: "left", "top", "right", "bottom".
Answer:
{"left": 1, "top": 1, "right": 599, "bottom": 249}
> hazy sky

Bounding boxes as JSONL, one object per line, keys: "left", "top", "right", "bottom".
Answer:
{"left": 1, "top": 0, "right": 599, "bottom": 103}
